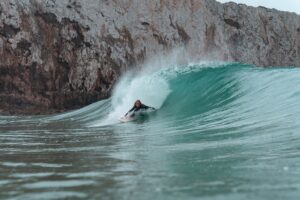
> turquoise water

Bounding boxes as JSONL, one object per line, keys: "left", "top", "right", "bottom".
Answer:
{"left": 1, "top": 63, "right": 300, "bottom": 200}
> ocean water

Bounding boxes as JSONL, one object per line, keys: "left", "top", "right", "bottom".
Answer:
{"left": 1, "top": 62, "right": 300, "bottom": 200}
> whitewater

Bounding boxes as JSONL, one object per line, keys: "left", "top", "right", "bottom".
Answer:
{"left": 1, "top": 61, "right": 300, "bottom": 200}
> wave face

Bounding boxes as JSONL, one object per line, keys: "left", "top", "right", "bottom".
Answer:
{"left": 1, "top": 62, "right": 300, "bottom": 200}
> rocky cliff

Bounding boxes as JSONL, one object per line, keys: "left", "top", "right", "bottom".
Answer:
{"left": 1, "top": 0, "right": 300, "bottom": 114}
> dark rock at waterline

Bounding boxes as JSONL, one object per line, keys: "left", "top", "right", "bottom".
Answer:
{"left": 0, "top": 0, "right": 300, "bottom": 115}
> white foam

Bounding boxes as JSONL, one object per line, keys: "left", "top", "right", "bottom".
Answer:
{"left": 91, "top": 69, "right": 171, "bottom": 126}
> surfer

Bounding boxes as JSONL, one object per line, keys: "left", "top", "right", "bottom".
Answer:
{"left": 125, "top": 100, "right": 156, "bottom": 117}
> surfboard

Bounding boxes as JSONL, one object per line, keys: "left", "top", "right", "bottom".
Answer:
{"left": 119, "top": 108, "right": 157, "bottom": 123}
{"left": 119, "top": 116, "right": 134, "bottom": 123}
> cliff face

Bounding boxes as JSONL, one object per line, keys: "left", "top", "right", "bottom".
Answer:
{"left": 1, "top": 0, "right": 300, "bottom": 114}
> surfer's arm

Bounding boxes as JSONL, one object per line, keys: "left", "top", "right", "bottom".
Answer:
{"left": 147, "top": 106, "right": 156, "bottom": 110}
{"left": 142, "top": 104, "right": 156, "bottom": 110}
{"left": 125, "top": 107, "right": 135, "bottom": 116}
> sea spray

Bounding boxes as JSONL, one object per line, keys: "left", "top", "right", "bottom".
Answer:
{"left": 93, "top": 68, "right": 171, "bottom": 126}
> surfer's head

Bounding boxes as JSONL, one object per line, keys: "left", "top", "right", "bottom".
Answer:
{"left": 134, "top": 100, "right": 142, "bottom": 108}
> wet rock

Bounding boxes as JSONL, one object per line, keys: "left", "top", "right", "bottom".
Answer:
{"left": 0, "top": 0, "right": 300, "bottom": 115}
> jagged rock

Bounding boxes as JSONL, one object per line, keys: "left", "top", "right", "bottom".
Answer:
{"left": 0, "top": 0, "right": 300, "bottom": 114}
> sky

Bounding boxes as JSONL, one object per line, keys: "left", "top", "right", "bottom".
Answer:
{"left": 217, "top": 0, "right": 300, "bottom": 14}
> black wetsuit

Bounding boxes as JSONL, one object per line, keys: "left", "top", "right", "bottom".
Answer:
{"left": 125, "top": 104, "right": 155, "bottom": 117}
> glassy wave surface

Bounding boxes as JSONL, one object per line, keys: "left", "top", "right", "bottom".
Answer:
{"left": 1, "top": 62, "right": 300, "bottom": 200}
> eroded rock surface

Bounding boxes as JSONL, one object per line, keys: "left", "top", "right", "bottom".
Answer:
{"left": 1, "top": 0, "right": 300, "bottom": 114}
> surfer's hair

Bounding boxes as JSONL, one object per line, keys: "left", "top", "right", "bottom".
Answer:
{"left": 134, "top": 100, "right": 141, "bottom": 106}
